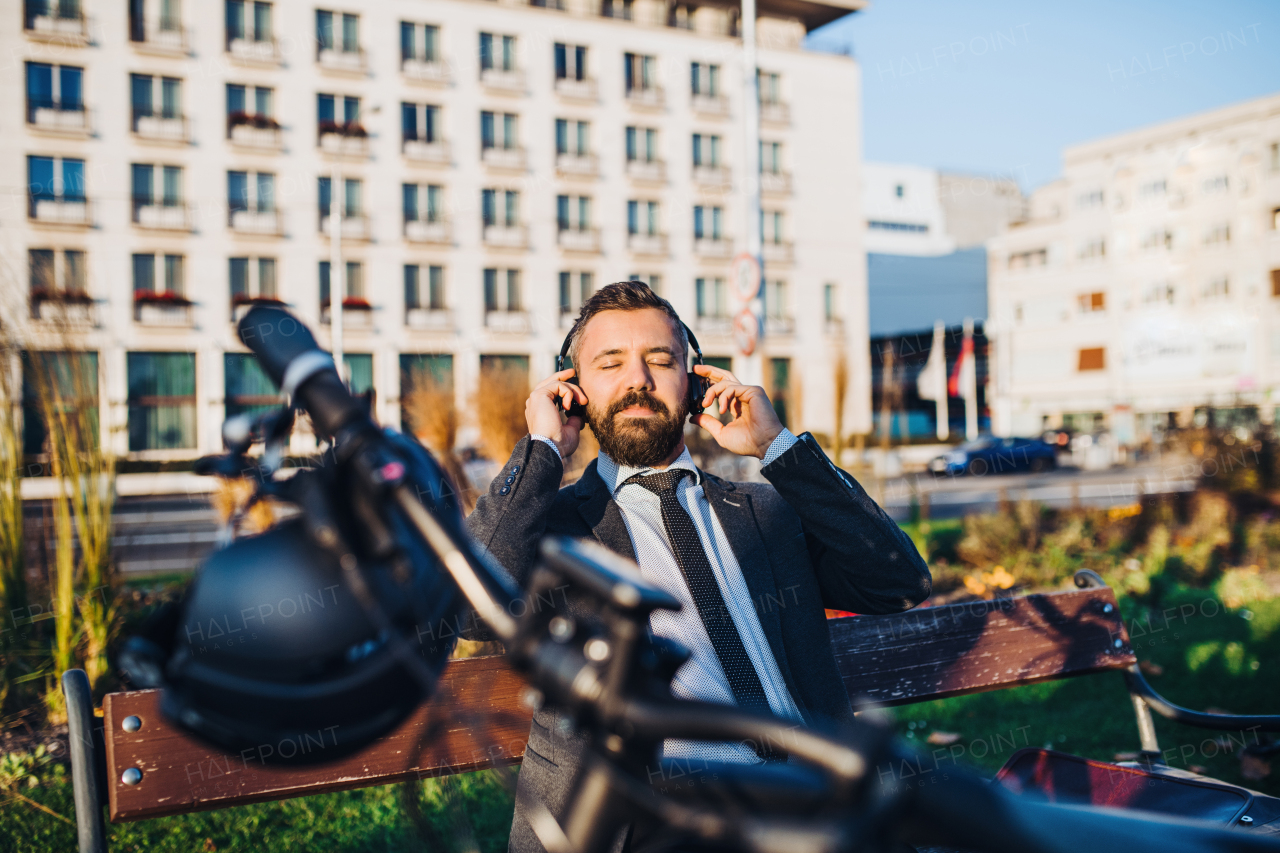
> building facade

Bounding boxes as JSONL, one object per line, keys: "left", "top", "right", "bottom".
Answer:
{"left": 987, "top": 92, "right": 1280, "bottom": 441}
{"left": 3, "top": 0, "right": 868, "bottom": 462}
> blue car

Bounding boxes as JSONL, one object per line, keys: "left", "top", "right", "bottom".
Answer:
{"left": 929, "top": 436, "right": 1058, "bottom": 477}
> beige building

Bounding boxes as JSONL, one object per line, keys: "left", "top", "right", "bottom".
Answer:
{"left": 2, "top": 0, "right": 868, "bottom": 463}
{"left": 988, "top": 92, "right": 1280, "bottom": 441}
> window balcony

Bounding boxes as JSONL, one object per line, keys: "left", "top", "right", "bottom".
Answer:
{"left": 405, "top": 219, "right": 451, "bottom": 245}
{"left": 692, "top": 93, "right": 729, "bottom": 118}
{"left": 135, "top": 203, "right": 192, "bottom": 231}
{"left": 30, "top": 196, "right": 91, "bottom": 227}
{"left": 319, "top": 127, "right": 369, "bottom": 157}
{"left": 231, "top": 295, "right": 285, "bottom": 323}
{"left": 626, "top": 86, "right": 664, "bottom": 110}
{"left": 406, "top": 307, "right": 453, "bottom": 331}
{"left": 25, "top": 9, "right": 89, "bottom": 44}
{"left": 131, "top": 23, "right": 189, "bottom": 56}
{"left": 694, "top": 237, "right": 732, "bottom": 259}
{"left": 482, "top": 224, "right": 528, "bottom": 249}
{"left": 558, "top": 227, "right": 601, "bottom": 254}
{"left": 402, "top": 59, "right": 450, "bottom": 85}
{"left": 761, "top": 170, "right": 793, "bottom": 196}
{"left": 133, "top": 293, "right": 194, "bottom": 327}
{"left": 133, "top": 114, "right": 190, "bottom": 143}
{"left": 627, "top": 159, "right": 666, "bottom": 184}
{"left": 556, "top": 152, "right": 598, "bottom": 178}
{"left": 627, "top": 232, "right": 668, "bottom": 257}
{"left": 229, "top": 119, "right": 283, "bottom": 150}
{"left": 28, "top": 103, "right": 90, "bottom": 136}
{"left": 694, "top": 165, "right": 731, "bottom": 190}
{"left": 555, "top": 77, "right": 598, "bottom": 102}
{"left": 228, "top": 37, "right": 281, "bottom": 65}
{"left": 318, "top": 47, "right": 367, "bottom": 75}
{"left": 403, "top": 139, "right": 450, "bottom": 165}
{"left": 482, "top": 145, "right": 527, "bottom": 172}
{"left": 320, "top": 215, "right": 370, "bottom": 241}
{"left": 322, "top": 299, "right": 374, "bottom": 329}
{"left": 484, "top": 310, "right": 531, "bottom": 334}
{"left": 765, "top": 316, "right": 795, "bottom": 337}
{"left": 230, "top": 209, "right": 282, "bottom": 236}
{"left": 760, "top": 101, "right": 790, "bottom": 126}
{"left": 824, "top": 318, "right": 845, "bottom": 337}
{"left": 31, "top": 290, "right": 95, "bottom": 326}
{"left": 763, "top": 241, "right": 794, "bottom": 264}
{"left": 694, "top": 315, "right": 733, "bottom": 337}
{"left": 480, "top": 68, "right": 525, "bottom": 95}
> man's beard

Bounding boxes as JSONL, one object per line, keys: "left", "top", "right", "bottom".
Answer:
{"left": 588, "top": 388, "right": 688, "bottom": 468}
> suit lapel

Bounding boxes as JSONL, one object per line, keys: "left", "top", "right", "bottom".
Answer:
{"left": 701, "top": 475, "right": 806, "bottom": 720}
{"left": 574, "top": 460, "right": 637, "bottom": 563}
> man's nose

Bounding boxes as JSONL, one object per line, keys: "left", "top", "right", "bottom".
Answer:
{"left": 620, "top": 358, "right": 655, "bottom": 390}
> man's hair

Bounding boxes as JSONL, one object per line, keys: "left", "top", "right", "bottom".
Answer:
{"left": 567, "top": 280, "right": 687, "bottom": 368}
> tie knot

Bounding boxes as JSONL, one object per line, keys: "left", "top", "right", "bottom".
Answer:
{"left": 624, "top": 469, "right": 690, "bottom": 496}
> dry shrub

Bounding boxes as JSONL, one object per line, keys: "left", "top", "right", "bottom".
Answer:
{"left": 474, "top": 362, "right": 529, "bottom": 463}
{"left": 403, "top": 372, "right": 476, "bottom": 514}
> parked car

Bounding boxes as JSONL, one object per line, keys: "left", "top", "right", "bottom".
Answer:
{"left": 929, "top": 436, "right": 1058, "bottom": 477}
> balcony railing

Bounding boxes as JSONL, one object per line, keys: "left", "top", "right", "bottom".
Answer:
{"left": 484, "top": 310, "right": 531, "bottom": 334}
{"left": 694, "top": 315, "right": 733, "bottom": 336}
{"left": 320, "top": 215, "right": 370, "bottom": 241}
{"left": 135, "top": 203, "right": 192, "bottom": 231}
{"left": 555, "top": 77, "right": 598, "bottom": 102}
{"left": 625, "top": 86, "right": 664, "bottom": 109}
{"left": 694, "top": 237, "right": 732, "bottom": 259}
{"left": 760, "top": 100, "right": 790, "bottom": 126}
{"left": 319, "top": 127, "right": 369, "bottom": 156}
{"left": 480, "top": 67, "right": 525, "bottom": 94}
{"left": 28, "top": 103, "right": 89, "bottom": 134}
{"left": 482, "top": 145, "right": 527, "bottom": 171}
{"left": 405, "top": 219, "right": 451, "bottom": 245}
{"left": 556, "top": 152, "right": 598, "bottom": 177}
{"left": 691, "top": 93, "right": 729, "bottom": 117}
{"left": 761, "top": 170, "right": 793, "bottom": 196}
{"left": 765, "top": 316, "right": 795, "bottom": 337}
{"left": 31, "top": 290, "right": 95, "bottom": 325}
{"left": 403, "top": 139, "right": 450, "bottom": 165}
{"left": 29, "top": 196, "right": 91, "bottom": 226}
{"left": 25, "top": 8, "right": 89, "bottom": 43}
{"left": 229, "top": 119, "right": 283, "bottom": 150}
{"left": 763, "top": 241, "right": 794, "bottom": 264}
{"left": 134, "top": 113, "right": 190, "bottom": 143}
{"left": 322, "top": 300, "right": 374, "bottom": 329}
{"left": 131, "top": 21, "right": 189, "bottom": 55}
{"left": 558, "top": 227, "right": 601, "bottom": 253}
{"left": 403, "top": 59, "right": 451, "bottom": 85}
{"left": 318, "top": 47, "right": 367, "bottom": 74}
{"left": 627, "top": 232, "right": 668, "bottom": 257}
{"left": 133, "top": 293, "right": 194, "bottom": 327}
{"left": 482, "top": 224, "right": 528, "bottom": 249}
{"left": 231, "top": 295, "right": 285, "bottom": 323}
{"left": 627, "top": 159, "right": 666, "bottom": 183}
{"left": 228, "top": 36, "right": 281, "bottom": 64}
{"left": 406, "top": 307, "right": 453, "bottom": 331}
{"left": 230, "top": 208, "right": 282, "bottom": 235}
{"left": 694, "top": 165, "right": 731, "bottom": 190}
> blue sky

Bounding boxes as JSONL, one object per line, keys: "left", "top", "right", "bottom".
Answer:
{"left": 806, "top": 0, "right": 1280, "bottom": 190}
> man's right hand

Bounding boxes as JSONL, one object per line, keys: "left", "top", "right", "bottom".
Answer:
{"left": 525, "top": 369, "right": 587, "bottom": 459}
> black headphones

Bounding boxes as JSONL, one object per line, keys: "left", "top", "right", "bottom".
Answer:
{"left": 556, "top": 316, "right": 708, "bottom": 422}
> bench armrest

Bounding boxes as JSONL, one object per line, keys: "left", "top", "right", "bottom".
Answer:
{"left": 1124, "top": 664, "right": 1280, "bottom": 733}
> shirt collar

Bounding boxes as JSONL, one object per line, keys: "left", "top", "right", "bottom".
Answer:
{"left": 597, "top": 445, "right": 701, "bottom": 495}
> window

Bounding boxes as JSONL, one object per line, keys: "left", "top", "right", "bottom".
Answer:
{"left": 225, "top": 353, "right": 283, "bottom": 421}
{"left": 481, "top": 189, "right": 520, "bottom": 227}
{"left": 695, "top": 277, "right": 728, "bottom": 318}
{"left": 225, "top": 0, "right": 271, "bottom": 45}
{"left": 400, "top": 21, "right": 439, "bottom": 63}
{"left": 758, "top": 70, "right": 781, "bottom": 105}
{"left": 762, "top": 210, "right": 784, "bottom": 244}
{"left": 317, "top": 177, "right": 362, "bottom": 219}
{"left": 226, "top": 83, "right": 274, "bottom": 135}
{"left": 228, "top": 257, "right": 277, "bottom": 303}
{"left": 1203, "top": 175, "right": 1229, "bottom": 195}
{"left": 1140, "top": 228, "right": 1172, "bottom": 251}
{"left": 624, "top": 53, "right": 656, "bottom": 92}
{"left": 26, "top": 62, "right": 83, "bottom": 121}
{"left": 557, "top": 195, "right": 591, "bottom": 232}
{"left": 1077, "top": 292, "right": 1105, "bottom": 313}
{"left": 227, "top": 171, "right": 275, "bottom": 214}
{"left": 480, "top": 111, "right": 518, "bottom": 150}
{"left": 690, "top": 62, "right": 720, "bottom": 97}
{"left": 21, "top": 351, "right": 99, "bottom": 456}
{"left": 403, "top": 183, "right": 443, "bottom": 224}
{"left": 1077, "top": 347, "right": 1106, "bottom": 372}
{"left": 1008, "top": 248, "right": 1048, "bottom": 269}
{"left": 1143, "top": 282, "right": 1175, "bottom": 306}
{"left": 626, "top": 126, "right": 658, "bottom": 162}
{"left": 316, "top": 10, "right": 359, "bottom": 55}
{"left": 769, "top": 358, "right": 790, "bottom": 427}
{"left": 483, "top": 268, "right": 522, "bottom": 312}
{"left": 402, "top": 102, "right": 440, "bottom": 142}
{"left": 25, "top": 0, "right": 84, "bottom": 28}
{"left": 319, "top": 260, "right": 365, "bottom": 305}
{"left": 1272, "top": 144, "right": 1280, "bottom": 173}
{"left": 627, "top": 200, "right": 659, "bottom": 236}
{"left": 400, "top": 353, "right": 453, "bottom": 433}
{"left": 27, "top": 155, "right": 85, "bottom": 212}
{"left": 1202, "top": 277, "right": 1230, "bottom": 300}
{"left": 1204, "top": 223, "right": 1231, "bottom": 245}
{"left": 760, "top": 141, "right": 782, "bottom": 174}
{"left": 1272, "top": 270, "right": 1280, "bottom": 297}
{"left": 559, "top": 271, "right": 594, "bottom": 314}
{"left": 823, "top": 283, "right": 837, "bottom": 321}
{"left": 1077, "top": 238, "right": 1106, "bottom": 260}
{"left": 868, "top": 221, "right": 928, "bottom": 233}
{"left": 692, "top": 133, "right": 721, "bottom": 167}
{"left": 693, "top": 205, "right": 723, "bottom": 240}
{"left": 479, "top": 33, "right": 517, "bottom": 72}
{"left": 131, "top": 253, "right": 184, "bottom": 297}
{"left": 765, "top": 280, "right": 788, "bottom": 318}
{"left": 404, "top": 265, "right": 445, "bottom": 310}
{"left": 554, "top": 43, "right": 588, "bottom": 81}
{"left": 127, "top": 352, "right": 196, "bottom": 450}
{"left": 130, "top": 164, "right": 183, "bottom": 218}
{"left": 317, "top": 93, "right": 361, "bottom": 134}
{"left": 556, "top": 119, "right": 589, "bottom": 156}
{"left": 894, "top": 183, "right": 905, "bottom": 199}
{"left": 1138, "top": 179, "right": 1167, "bottom": 197}
{"left": 1076, "top": 190, "right": 1104, "bottom": 209}
{"left": 28, "top": 248, "right": 87, "bottom": 298}
{"left": 601, "top": 0, "right": 632, "bottom": 19}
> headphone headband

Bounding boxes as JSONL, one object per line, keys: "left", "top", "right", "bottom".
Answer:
{"left": 558, "top": 316, "right": 703, "bottom": 368}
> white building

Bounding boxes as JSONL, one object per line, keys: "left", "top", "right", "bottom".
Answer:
{"left": 3, "top": 0, "right": 869, "bottom": 463}
{"left": 988, "top": 92, "right": 1280, "bottom": 441}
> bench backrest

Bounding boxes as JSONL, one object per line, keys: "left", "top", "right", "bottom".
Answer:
{"left": 101, "top": 586, "right": 1133, "bottom": 822}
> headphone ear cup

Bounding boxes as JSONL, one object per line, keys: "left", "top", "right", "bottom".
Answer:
{"left": 688, "top": 372, "right": 705, "bottom": 416}
{"left": 566, "top": 375, "right": 586, "bottom": 420}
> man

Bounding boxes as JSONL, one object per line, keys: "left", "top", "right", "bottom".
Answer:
{"left": 466, "top": 281, "right": 930, "bottom": 853}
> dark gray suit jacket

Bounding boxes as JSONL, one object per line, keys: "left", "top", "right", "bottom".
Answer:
{"left": 465, "top": 431, "right": 931, "bottom": 853}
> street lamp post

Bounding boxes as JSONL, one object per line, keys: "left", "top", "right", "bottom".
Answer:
{"left": 740, "top": 0, "right": 764, "bottom": 388}
{"left": 329, "top": 159, "right": 344, "bottom": 384}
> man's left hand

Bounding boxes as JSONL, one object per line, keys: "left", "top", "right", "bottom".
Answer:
{"left": 692, "top": 364, "right": 783, "bottom": 460}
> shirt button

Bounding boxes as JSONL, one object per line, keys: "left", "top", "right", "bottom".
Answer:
{"left": 499, "top": 486, "right": 510, "bottom": 495}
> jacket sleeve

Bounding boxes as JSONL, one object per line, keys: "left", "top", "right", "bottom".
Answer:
{"left": 760, "top": 431, "right": 931, "bottom": 614}
{"left": 464, "top": 435, "right": 565, "bottom": 589}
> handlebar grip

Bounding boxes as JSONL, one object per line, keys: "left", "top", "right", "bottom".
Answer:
{"left": 236, "top": 304, "right": 367, "bottom": 437}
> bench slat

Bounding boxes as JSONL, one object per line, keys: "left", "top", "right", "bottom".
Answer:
{"left": 103, "top": 655, "right": 533, "bottom": 822}
{"left": 830, "top": 588, "right": 1135, "bottom": 706}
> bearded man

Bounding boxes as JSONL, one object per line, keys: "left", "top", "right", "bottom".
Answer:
{"left": 465, "top": 281, "right": 931, "bottom": 853}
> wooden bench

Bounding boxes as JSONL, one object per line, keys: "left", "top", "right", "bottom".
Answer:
{"left": 60, "top": 573, "right": 1277, "bottom": 852}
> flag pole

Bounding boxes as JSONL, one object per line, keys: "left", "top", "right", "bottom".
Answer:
{"left": 934, "top": 320, "right": 949, "bottom": 441}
